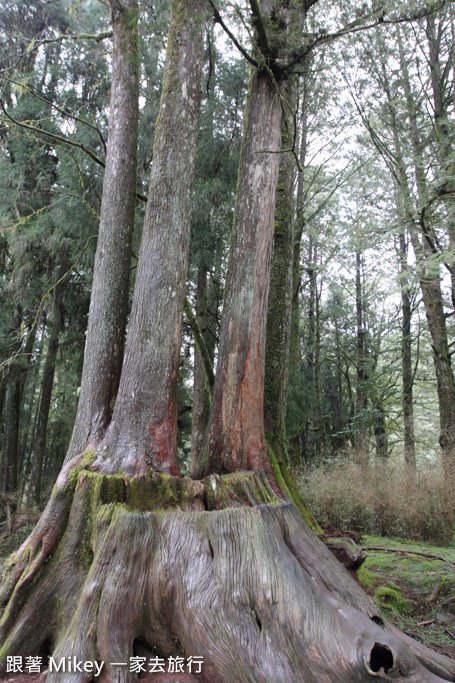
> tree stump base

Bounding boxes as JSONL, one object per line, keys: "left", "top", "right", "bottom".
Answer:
{"left": 1, "top": 469, "right": 455, "bottom": 682}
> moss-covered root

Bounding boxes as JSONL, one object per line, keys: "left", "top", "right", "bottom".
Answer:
{"left": 266, "top": 439, "right": 321, "bottom": 533}
{"left": 2, "top": 471, "right": 455, "bottom": 682}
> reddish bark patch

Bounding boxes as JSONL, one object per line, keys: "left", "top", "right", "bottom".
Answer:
{"left": 149, "top": 409, "right": 179, "bottom": 475}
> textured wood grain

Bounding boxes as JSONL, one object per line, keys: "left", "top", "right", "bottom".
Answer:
{"left": 1, "top": 471, "right": 454, "bottom": 682}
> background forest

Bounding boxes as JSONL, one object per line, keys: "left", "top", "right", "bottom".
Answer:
{"left": 1, "top": 0, "right": 455, "bottom": 545}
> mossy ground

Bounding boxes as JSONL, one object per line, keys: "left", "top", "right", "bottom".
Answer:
{"left": 358, "top": 534, "right": 455, "bottom": 659}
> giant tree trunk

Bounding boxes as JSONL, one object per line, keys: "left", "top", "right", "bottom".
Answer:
{"left": 92, "top": 0, "right": 205, "bottom": 477}
{"left": 261, "top": 84, "right": 315, "bottom": 522}
{"left": 65, "top": 0, "right": 139, "bottom": 464}
{"left": 203, "top": 67, "right": 283, "bottom": 477}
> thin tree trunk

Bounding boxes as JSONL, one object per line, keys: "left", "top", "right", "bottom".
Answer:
{"left": 425, "top": 13, "right": 455, "bottom": 307}
{"left": 190, "top": 265, "right": 213, "bottom": 473}
{"left": 314, "top": 268, "right": 328, "bottom": 456}
{"left": 304, "top": 233, "right": 317, "bottom": 462}
{"left": 65, "top": 0, "right": 140, "bottom": 463}
{"left": 28, "top": 287, "right": 64, "bottom": 504}
{"left": 0, "top": 382, "right": 5, "bottom": 433}
{"left": 354, "top": 249, "right": 369, "bottom": 459}
{"left": 17, "top": 322, "right": 46, "bottom": 501}
{"left": 397, "top": 29, "right": 455, "bottom": 467}
{"left": 93, "top": 0, "right": 205, "bottom": 476}
{"left": 333, "top": 319, "right": 347, "bottom": 450}
{"left": 398, "top": 230, "right": 416, "bottom": 467}
{"left": 374, "top": 403, "right": 388, "bottom": 458}
{"left": 1, "top": 322, "right": 36, "bottom": 493}
{"left": 1, "top": 379, "right": 21, "bottom": 493}
{"left": 18, "top": 316, "right": 47, "bottom": 473}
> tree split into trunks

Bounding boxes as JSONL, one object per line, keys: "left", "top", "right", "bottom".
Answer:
{"left": 2, "top": 466, "right": 455, "bottom": 683}
{"left": 91, "top": 0, "right": 205, "bottom": 478}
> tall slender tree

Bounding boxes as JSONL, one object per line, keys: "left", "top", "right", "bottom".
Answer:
{"left": 64, "top": 0, "right": 140, "bottom": 465}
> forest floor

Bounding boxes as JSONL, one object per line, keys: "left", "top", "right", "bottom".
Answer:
{"left": 1, "top": 515, "right": 454, "bottom": 679}
{"left": 357, "top": 534, "right": 455, "bottom": 660}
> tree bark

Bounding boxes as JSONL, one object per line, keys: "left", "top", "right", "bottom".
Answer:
{"left": 203, "top": 66, "right": 283, "bottom": 477}
{"left": 263, "top": 83, "right": 296, "bottom": 463}
{"left": 287, "top": 104, "right": 309, "bottom": 468}
{"left": 64, "top": 0, "right": 140, "bottom": 464}
{"left": 91, "top": 0, "right": 205, "bottom": 476}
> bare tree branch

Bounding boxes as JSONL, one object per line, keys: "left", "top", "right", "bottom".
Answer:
{"left": 206, "top": 0, "right": 259, "bottom": 68}
{"left": 24, "top": 29, "right": 113, "bottom": 56}
{"left": 0, "top": 75, "right": 107, "bottom": 154}
{"left": 0, "top": 101, "right": 148, "bottom": 203}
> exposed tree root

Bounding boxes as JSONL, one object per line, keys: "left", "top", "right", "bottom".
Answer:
{"left": 1, "top": 469, "right": 455, "bottom": 682}
{"left": 361, "top": 546, "right": 455, "bottom": 568}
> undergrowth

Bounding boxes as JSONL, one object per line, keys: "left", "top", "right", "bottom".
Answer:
{"left": 300, "top": 458, "right": 455, "bottom": 545}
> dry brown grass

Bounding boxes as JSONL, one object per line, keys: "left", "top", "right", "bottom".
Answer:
{"left": 300, "top": 457, "right": 455, "bottom": 545}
